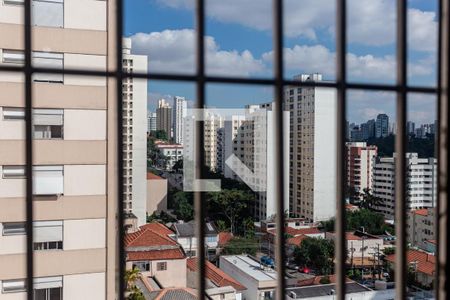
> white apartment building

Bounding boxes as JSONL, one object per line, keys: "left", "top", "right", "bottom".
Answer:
{"left": 156, "top": 99, "right": 172, "bottom": 139}
{"left": 223, "top": 103, "right": 289, "bottom": 220}
{"left": 122, "top": 38, "right": 148, "bottom": 226}
{"left": 148, "top": 111, "right": 157, "bottom": 133}
{"left": 172, "top": 96, "right": 187, "bottom": 145}
{"left": 373, "top": 153, "right": 437, "bottom": 220}
{"left": 223, "top": 115, "right": 246, "bottom": 179}
{"left": 1, "top": 0, "right": 118, "bottom": 298}
{"left": 346, "top": 142, "right": 377, "bottom": 198}
{"left": 407, "top": 208, "right": 436, "bottom": 252}
{"left": 203, "top": 112, "right": 223, "bottom": 171}
{"left": 155, "top": 143, "right": 183, "bottom": 170}
{"left": 285, "top": 74, "right": 337, "bottom": 222}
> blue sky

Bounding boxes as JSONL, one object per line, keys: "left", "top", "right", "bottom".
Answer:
{"left": 125, "top": 0, "right": 437, "bottom": 125}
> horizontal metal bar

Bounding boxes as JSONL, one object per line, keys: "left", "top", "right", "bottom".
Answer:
{"left": 0, "top": 65, "right": 439, "bottom": 94}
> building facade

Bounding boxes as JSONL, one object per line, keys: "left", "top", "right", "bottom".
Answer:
{"left": 373, "top": 153, "right": 437, "bottom": 220}
{"left": 172, "top": 96, "right": 187, "bottom": 145}
{"left": 122, "top": 38, "right": 148, "bottom": 226}
{"left": 0, "top": 0, "right": 118, "bottom": 298}
{"left": 346, "top": 142, "right": 377, "bottom": 198}
{"left": 148, "top": 111, "right": 157, "bottom": 133}
{"left": 284, "top": 74, "right": 337, "bottom": 222}
{"left": 156, "top": 99, "right": 172, "bottom": 139}
{"left": 375, "top": 114, "right": 389, "bottom": 138}
{"left": 407, "top": 208, "right": 436, "bottom": 252}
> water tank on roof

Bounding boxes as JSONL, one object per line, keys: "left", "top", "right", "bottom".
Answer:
{"left": 375, "top": 280, "right": 387, "bottom": 290}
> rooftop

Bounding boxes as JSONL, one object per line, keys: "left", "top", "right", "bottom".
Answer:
{"left": 220, "top": 255, "right": 278, "bottom": 282}
{"left": 187, "top": 257, "right": 246, "bottom": 291}
{"left": 218, "top": 232, "right": 233, "bottom": 247}
{"left": 286, "top": 282, "right": 370, "bottom": 299}
{"left": 172, "top": 221, "right": 217, "bottom": 237}
{"left": 386, "top": 249, "right": 435, "bottom": 276}
{"left": 146, "top": 288, "right": 198, "bottom": 300}
{"left": 147, "top": 172, "right": 164, "bottom": 180}
{"left": 268, "top": 226, "right": 322, "bottom": 237}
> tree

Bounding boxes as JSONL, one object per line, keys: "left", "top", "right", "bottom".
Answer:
{"left": 172, "top": 159, "right": 183, "bottom": 172}
{"left": 207, "top": 189, "right": 253, "bottom": 234}
{"left": 124, "top": 267, "right": 144, "bottom": 300}
{"left": 150, "top": 130, "right": 168, "bottom": 141}
{"left": 359, "top": 188, "right": 382, "bottom": 210}
{"left": 222, "top": 237, "right": 259, "bottom": 256}
{"left": 294, "top": 237, "right": 335, "bottom": 275}
{"left": 172, "top": 191, "right": 194, "bottom": 221}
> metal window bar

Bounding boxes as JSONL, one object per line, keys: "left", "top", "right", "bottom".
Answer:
{"left": 0, "top": 0, "right": 445, "bottom": 299}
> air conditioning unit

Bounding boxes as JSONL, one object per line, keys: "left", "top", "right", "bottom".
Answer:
{"left": 289, "top": 291, "right": 297, "bottom": 299}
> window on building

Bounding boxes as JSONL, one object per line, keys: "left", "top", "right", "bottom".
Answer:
{"left": 3, "top": 0, "right": 24, "bottom": 5}
{"left": 33, "top": 166, "right": 64, "bottom": 196}
{"left": 33, "top": 109, "right": 64, "bottom": 139}
{"left": 2, "top": 222, "right": 26, "bottom": 236}
{"left": 132, "top": 261, "right": 150, "bottom": 272}
{"left": 33, "top": 221, "right": 63, "bottom": 251}
{"left": 2, "top": 166, "right": 26, "bottom": 178}
{"left": 1, "top": 50, "right": 24, "bottom": 64}
{"left": 2, "top": 107, "right": 25, "bottom": 120}
{"left": 156, "top": 262, "right": 167, "bottom": 271}
{"left": 32, "top": 0, "right": 64, "bottom": 28}
{"left": 32, "top": 52, "right": 64, "bottom": 83}
{"left": 33, "top": 276, "right": 62, "bottom": 300}
{"left": 1, "top": 279, "right": 26, "bottom": 293}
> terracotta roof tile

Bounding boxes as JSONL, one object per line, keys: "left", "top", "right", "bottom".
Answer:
{"left": 218, "top": 232, "right": 233, "bottom": 247}
{"left": 187, "top": 258, "right": 246, "bottom": 291}
{"left": 386, "top": 250, "right": 435, "bottom": 276}
{"left": 268, "top": 227, "right": 322, "bottom": 237}
{"left": 125, "top": 223, "right": 176, "bottom": 248}
{"left": 413, "top": 208, "right": 430, "bottom": 216}
{"left": 287, "top": 235, "right": 308, "bottom": 246}
{"left": 147, "top": 172, "right": 164, "bottom": 180}
{"left": 127, "top": 249, "right": 185, "bottom": 261}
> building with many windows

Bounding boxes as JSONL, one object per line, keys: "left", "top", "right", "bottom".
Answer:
{"left": 148, "top": 111, "right": 157, "bottom": 133}
{"left": 346, "top": 142, "right": 377, "bottom": 199}
{"left": 122, "top": 37, "right": 148, "bottom": 226}
{"left": 284, "top": 74, "right": 337, "bottom": 222}
{"left": 172, "top": 96, "right": 187, "bottom": 145}
{"left": 156, "top": 99, "right": 172, "bottom": 139}
{"left": 373, "top": 153, "right": 437, "bottom": 220}
{"left": 375, "top": 113, "right": 389, "bottom": 138}
{"left": 1, "top": 0, "right": 118, "bottom": 298}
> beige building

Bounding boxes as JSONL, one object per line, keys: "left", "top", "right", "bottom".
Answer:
{"left": 346, "top": 142, "right": 377, "bottom": 198}
{"left": 156, "top": 99, "right": 172, "bottom": 139}
{"left": 146, "top": 172, "right": 168, "bottom": 216}
{"left": 0, "top": 1, "right": 118, "bottom": 299}
{"left": 284, "top": 74, "right": 337, "bottom": 222}
{"left": 204, "top": 112, "right": 223, "bottom": 171}
{"left": 407, "top": 208, "right": 436, "bottom": 252}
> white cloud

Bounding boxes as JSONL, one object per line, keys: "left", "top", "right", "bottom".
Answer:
{"left": 130, "top": 29, "right": 265, "bottom": 76}
{"left": 262, "top": 45, "right": 434, "bottom": 81}
{"left": 155, "top": 0, "right": 437, "bottom": 52}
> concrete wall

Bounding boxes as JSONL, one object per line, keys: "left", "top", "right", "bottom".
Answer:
{"left": 63, "top": 272, "right": 105, "bottom": 300}
{"left": 64, "top": 165, "right": 105, "bottom": 196}
{"left": 313, "top": 88, "right": 337, "bottom": 222}
{"left": 146, "top": 178, "right": 168, "bottom": 215}
{"left": 64, "top": 219, "right": 105, "bottom": 250}
{"left": 64, "top": 109, "right": 106, "bottom": 140}
{"left": 143, "top": 259, "right": 187, "bottom": 288}
{"left": 64, "top": 0, "right": 106, "bottom": 31}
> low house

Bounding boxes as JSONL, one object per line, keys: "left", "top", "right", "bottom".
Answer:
{"left": 217, "top": 231, "right": 233, "bottom": 254}
{"left": 219, "top": 255, "right": 278, "bottom": 300}
{"left": 407, "top": 208, "right": 436, "bottom": 251}
{"left": 146, "top": 172, "right": 168, "bottom": 216}
{"left": 326, "top": 231, "right": 384, "bottom": 267}
{"left": 266, "top": 227, "right": 324, "bottom": 257}
{"left": 171, "top": 221, "right": 218, "bottom": 258}
{"left": 187, "top": 257, "right": 246, "bottom": 300}
{"left": 125, "top": 222, "right": 187, "bottom": 288}
{"left": 385, "top": 249, "right": 435, "bottom": 287}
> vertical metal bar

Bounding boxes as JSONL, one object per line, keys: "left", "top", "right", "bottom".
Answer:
{"left": 395, "top": 0, "right": 407, "bottom": 299}
{"left": 194, "top": 0, "right": 206, "bottom": 298}
{"left": 272, "top": 0, "right": 286, "bottom": 299}
{"left": 435, "top": 0, "right": 443, "bottom": 298}
{"left": 336, "top": 0, "right": 347, "bottom": 299}
{"left": 438, "top": 1, "right": 449, "bottom": 299}
{"left": 115, "top": 0, "right": 125, "bottom": 298}
{"left": 24, "top": 0, "right": 33, "bottom": 299}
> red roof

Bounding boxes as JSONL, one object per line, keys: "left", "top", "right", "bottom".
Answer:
{"left": 297, "top": 274, "right": 353, "bottom": 286}
{"left": 287, "top": 235, "right": 308, "bottom": 247}
{"left": 187, "top": 258, "right": 246, "bottom": 291}
{"left": 218, "top": 232, "right": 233, "bottom": 247}
{"left": 386, "top": 250, "right": 435, "bottom": 276}
{"left": 147, "top": 172, "right": 163, "bottom": 180}
{"left": 426, "top": 239, "right": 437, "bottom": 245}
{"left": 127, "top": 249, "right": 185, "bottom": 261}
{"left": 413, "top": 208, "right": 430, "bottom": 216}
{"left": 268, "top": 227, "right": 322, "bottom": 237}
{"left": 125, "top": 222, "right": 184, "bottom": 261}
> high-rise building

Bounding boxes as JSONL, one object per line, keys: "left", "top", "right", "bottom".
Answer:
{"left": 216, "top": 127, "right": 225, "bottom": 174}
{"left": 346, "top": 142, "right": 377, "bottom": 199}
{"left": 1, "top": 1, "right": 117, "bottom": 298}
{"left": 156, "top": 99, "right": 172, "bottom": 139}
{"left": 375, "top": 114, "right": 389, "bottom": 138}
{"left": 148, "top": 111, "right": 157, "bottom": 133}
{"left": 372, "top": 153, "right": 437, "bottom": 220}
{"left": 407, "top": 121, "right": 415, "bottom": 135}
{"left": 204, "top": 112, "right": 223, "bottom": 171}
{"left": 361, "top": 119, "right": 375, "bottom": 140}
{"left": 285, "top": 74, "right": 337, "bottom": 222}
{"left": 223, "top": 115, "right": 246, "bottom": 179}
{"left": 122, "top": 38, "right": 148, "bottom": 226}
{"left": 172, "top": 96, "right": 187, "bottom": 145}
{"left": 223, "top": 103, "right": 290, "bottom": 220}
